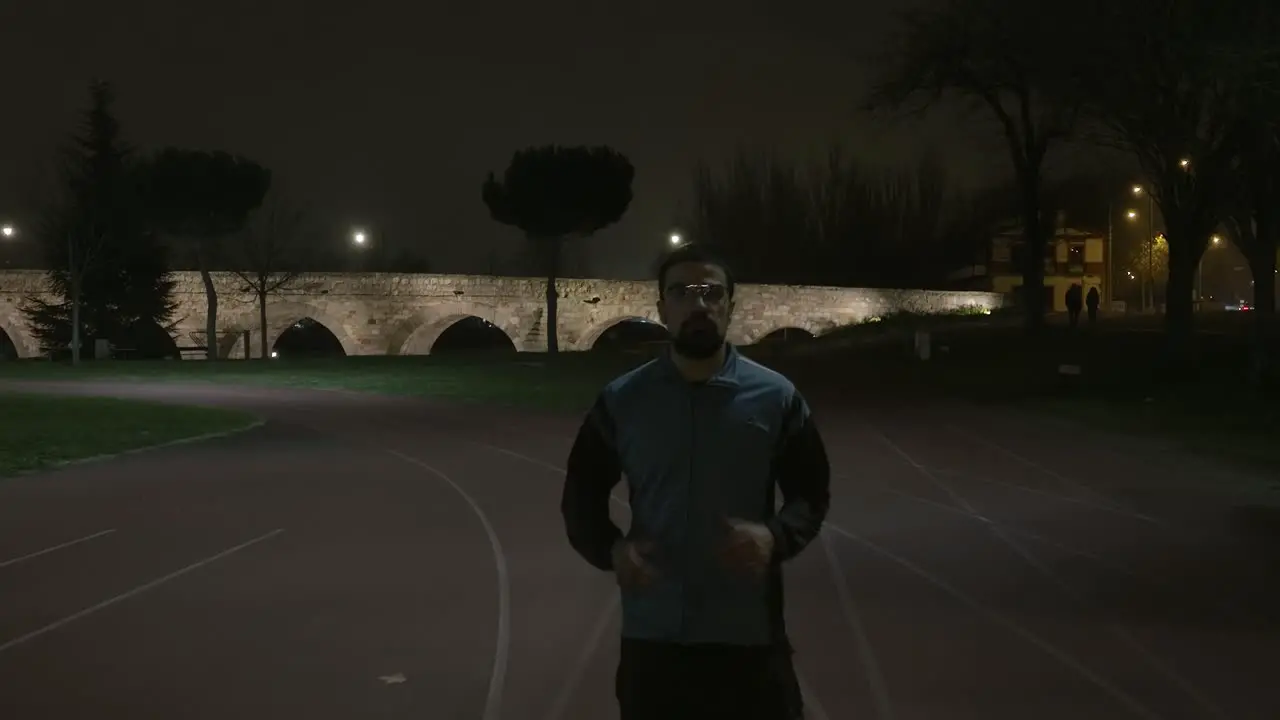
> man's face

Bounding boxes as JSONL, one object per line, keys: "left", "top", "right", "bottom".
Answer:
{"left": 657, "top": 261, "right": 733, "bottom": 359}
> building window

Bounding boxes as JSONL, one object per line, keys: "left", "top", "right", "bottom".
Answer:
{"left": 1067, "top": 244, "right": 1084, "bottom": 273}
{"left": 1009, "top": 242, "right": 1025, "bottom": 273}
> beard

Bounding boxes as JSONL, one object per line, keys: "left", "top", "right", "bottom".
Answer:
{"left": 671, "top": 316, "right": 725, "bottom": 359}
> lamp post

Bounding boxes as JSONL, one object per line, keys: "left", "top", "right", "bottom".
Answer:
{"left": 669, "top": 232, "right": 683, "bottom": 246}
{"left": 1199, "top": 234, "right": 1220, "bottom": 301}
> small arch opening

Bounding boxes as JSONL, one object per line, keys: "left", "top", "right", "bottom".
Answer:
{"left": 0, "top": 326, "right": 18, "bottom": 360}
{"left": 592, "top": 318, "right": 670, "bottom": 352}
{"left": 272, "top": 317, "right": 346, "bottom": 359}
{"left": 757, "top": 328, "right": 815, "bottom": 344}
{"left": 431, "top": 317, "right": 517, "bottom": 354}
{"left": 113, "top": 321, "right": 180, "bottom": 360}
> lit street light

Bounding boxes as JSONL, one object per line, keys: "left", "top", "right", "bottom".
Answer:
{"left": 352, "top": 229, "right": 367, "bottom": 245}
{"left": 669, "top": 232, "right": 682, "bottom": 246}
{"left": 1, "top": 224, "right": 14, "bottom": 238}
{"left": 1198, "top": 235, "right": 1224, "bottom": 301}
{"left": 1126, "top": 210, "right": 1138, "bottom": 219}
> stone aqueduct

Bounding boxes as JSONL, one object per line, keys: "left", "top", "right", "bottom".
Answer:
{"left": 0, "top": 270, "right": 1005, "bottom": 359}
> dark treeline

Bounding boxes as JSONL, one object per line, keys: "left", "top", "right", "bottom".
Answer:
{"left": 681, "top": 147, "right": 997, "bottom": 289}
{"left": 861, "top": 0, "right": 1280, "bottom": 378}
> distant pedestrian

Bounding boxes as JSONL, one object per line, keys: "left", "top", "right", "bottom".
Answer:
{"left": 562, "top": 242, "right": 830, "bottom": 720}
{"left": 1066, "top": 283, "right": 1083, "bottom": 328}
{"left": 1086, "top": 286, "right": 1100, "bottom": 326}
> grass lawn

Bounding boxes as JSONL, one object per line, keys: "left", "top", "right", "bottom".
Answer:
{"left": 0, "top": 317, "right": 1275, "bottom": 478}
{"left": 0, "top": 352, "right": 638, "bottom": 412}
{"left": 788, "top": 322, "right": 1280, "bottom": 478}
{"left": 0, "top": 393, "right": 259, "bottom": 477}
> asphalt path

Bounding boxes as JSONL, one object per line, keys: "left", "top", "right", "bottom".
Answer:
{"left": 0, "top": 380, "right": 1276, "bottom": 719}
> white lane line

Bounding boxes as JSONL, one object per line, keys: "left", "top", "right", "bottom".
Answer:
{"left": 987, "top": 522, "right": 1229, "bottom": 720}
{"left": 0, "top": 529, "right": 117, "bottom": 569}
{"left": 387, "top": 450, "right": 510, "bottom": 720}
{"left": 858, "top": 416, "right": 1156, "bottom": 524}
{"left": 819, "top": 530, "right": 893, "bottom": 720}
{"left": 869, "top": 427, "right": 1223, "bottom": 719}
{"left": 945, "top": 424, "right": 1159, "bottom": 522}
{"left": 469, "top": 440, "right": 629, "bottom": 510}
{"left": 543, "top": 592, "right": 619, "bottom": 720}
{"left": 822, "top": 523, "right": 1160, "bottom": 720}
{"left": 792, "top": 669, "right": 831, "bottom": 720}
{"left": 474, "top": 436, "right": 1165, "bottom": 719}
{"left": 839, "top": 473, "right": 1145, "bottom": 580}
{"left": 0, "top": 528, "right": 284, "bottom": 655}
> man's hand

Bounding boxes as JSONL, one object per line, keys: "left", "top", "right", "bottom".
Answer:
{"left": 718, "top": 517, "right": 775, "bottom": 578}
{"left": 611, "top": 538, "right": 659, "bottom": 589}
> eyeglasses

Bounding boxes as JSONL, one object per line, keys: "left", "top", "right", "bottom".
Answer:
{"left": 664, "top": 283, "right": 728, "bottom": 304}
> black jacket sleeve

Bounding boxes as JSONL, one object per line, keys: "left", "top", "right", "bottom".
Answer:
{"left": 765, "top": 391, "right": 831, "bottom": 562}
{"left": 561, "top": 393, "right": 625, "bottom": 571}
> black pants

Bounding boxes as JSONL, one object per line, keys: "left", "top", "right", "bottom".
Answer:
{"left": 616, "top": 638, "right": 802, "bottom": 720}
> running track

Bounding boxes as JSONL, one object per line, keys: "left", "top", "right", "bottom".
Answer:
{"left": 0, "top": 381, "right": 1276, "bottom": 719}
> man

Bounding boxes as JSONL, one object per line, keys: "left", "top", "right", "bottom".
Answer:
{"left": 1085, "top": 286, "right": 1100, "bottom": 326}
{"left": 561, "top": 243, "right": 831, "bottom": 719}
{"left": 1066, "top": 283, "right": 1083, "bottom": 328}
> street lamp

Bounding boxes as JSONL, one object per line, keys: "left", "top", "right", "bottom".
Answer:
{"left": 1198, "top": 235, "right": 1223, "bottom": 302}
{"left": 669, "top": 232, "right": 682, "bottom": 246}
{"left": 0, "top": 224, "right": 14, "bottom": 238}
{"left": 352, "top": 229, "right": 368, "bottom": 245}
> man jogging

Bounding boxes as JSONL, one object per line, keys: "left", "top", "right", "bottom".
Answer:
{"left": 561, "top": 243, "right": 831, "bottom": 719}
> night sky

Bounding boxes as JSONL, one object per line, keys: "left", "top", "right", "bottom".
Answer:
{"left": 0, "top": 0, "right": 1006, "bottom": 278}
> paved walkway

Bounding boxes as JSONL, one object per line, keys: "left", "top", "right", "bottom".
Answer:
{"left": 0, "top": 381, "right": 1275, "bottom": 719}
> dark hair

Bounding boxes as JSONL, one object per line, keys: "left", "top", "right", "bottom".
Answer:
{"left": 656, "top": 243, "right": 735, "bottom": 298}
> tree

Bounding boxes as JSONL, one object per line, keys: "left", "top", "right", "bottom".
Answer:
{"left": 228, "top": 190, "right": 308, "bottom": 359}
{"left": 136, "top": 148, "right": 271, "bottom": 361}
{"left": 866, "top": 0, "right": 1080, "bottom": 331}
{"left": 685, "top": 146, "right": 969, "bottom": 288}
{"left": 1219, "top": 7, "right": 1280, "bottom": 383}
{"left": 21, "top": 80, "right": 176, "bottom": 362}
{"left": 1125, "top": 233, "right": 1169, "bottom": 308}
{"left": 482, "top": 145, "right": 634, "bottom": 354}
{"left": 1071, "top": 0, "right": 1269, "bottom": 362}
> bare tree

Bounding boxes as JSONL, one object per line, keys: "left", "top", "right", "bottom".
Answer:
{"left": 1070, "top": 0, "right": 1274, "bottom": 362}
{"left": 229, "top": 191, "right": 308, "bottom": 359}
{"left": 866, "top": 0, "right": 1080, "bottom": 330}
{"left": 685, "top": 146, "right": 969, "bottom": 288}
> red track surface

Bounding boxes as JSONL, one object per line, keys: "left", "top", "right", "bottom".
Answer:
{"left": 0, "top": 381, "right": 1276, "bottom": 719}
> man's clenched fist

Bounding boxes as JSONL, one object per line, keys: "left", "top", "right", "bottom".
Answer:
{"left": 611, "top": 538, "right": 659, "bottom": 589}
{"left": 718, "top": 517, "right": 775, "bottom": 578}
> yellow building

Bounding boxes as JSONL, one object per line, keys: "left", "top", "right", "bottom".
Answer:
{"left": 949, "top": 227, "right": 1108, "bottom": 312}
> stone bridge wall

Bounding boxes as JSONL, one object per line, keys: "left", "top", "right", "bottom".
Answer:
{"left": 0, "top": 270, "right": 1005, "bottom": 359}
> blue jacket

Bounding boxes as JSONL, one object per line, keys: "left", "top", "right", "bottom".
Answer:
{"left": 561, "top": 346, "right": 831, "bottom": 646}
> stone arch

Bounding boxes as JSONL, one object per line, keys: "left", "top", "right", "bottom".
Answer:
{"left": 575, "top": 314, "right": 667, "bottom": 351}
{"left": 0, "top": 316, "right": 36, "bottom": 359}
{"left": 390, "top": 304, "right": 524, "bottom": 355}
{"left": 740, "top": 320, "right": 824, "bottom": 346}
{"left": 218, "top": 302, "right": 359, "bottom": 359}
{"left": 755, "top": 327, "right": 817, "bottom": 343}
